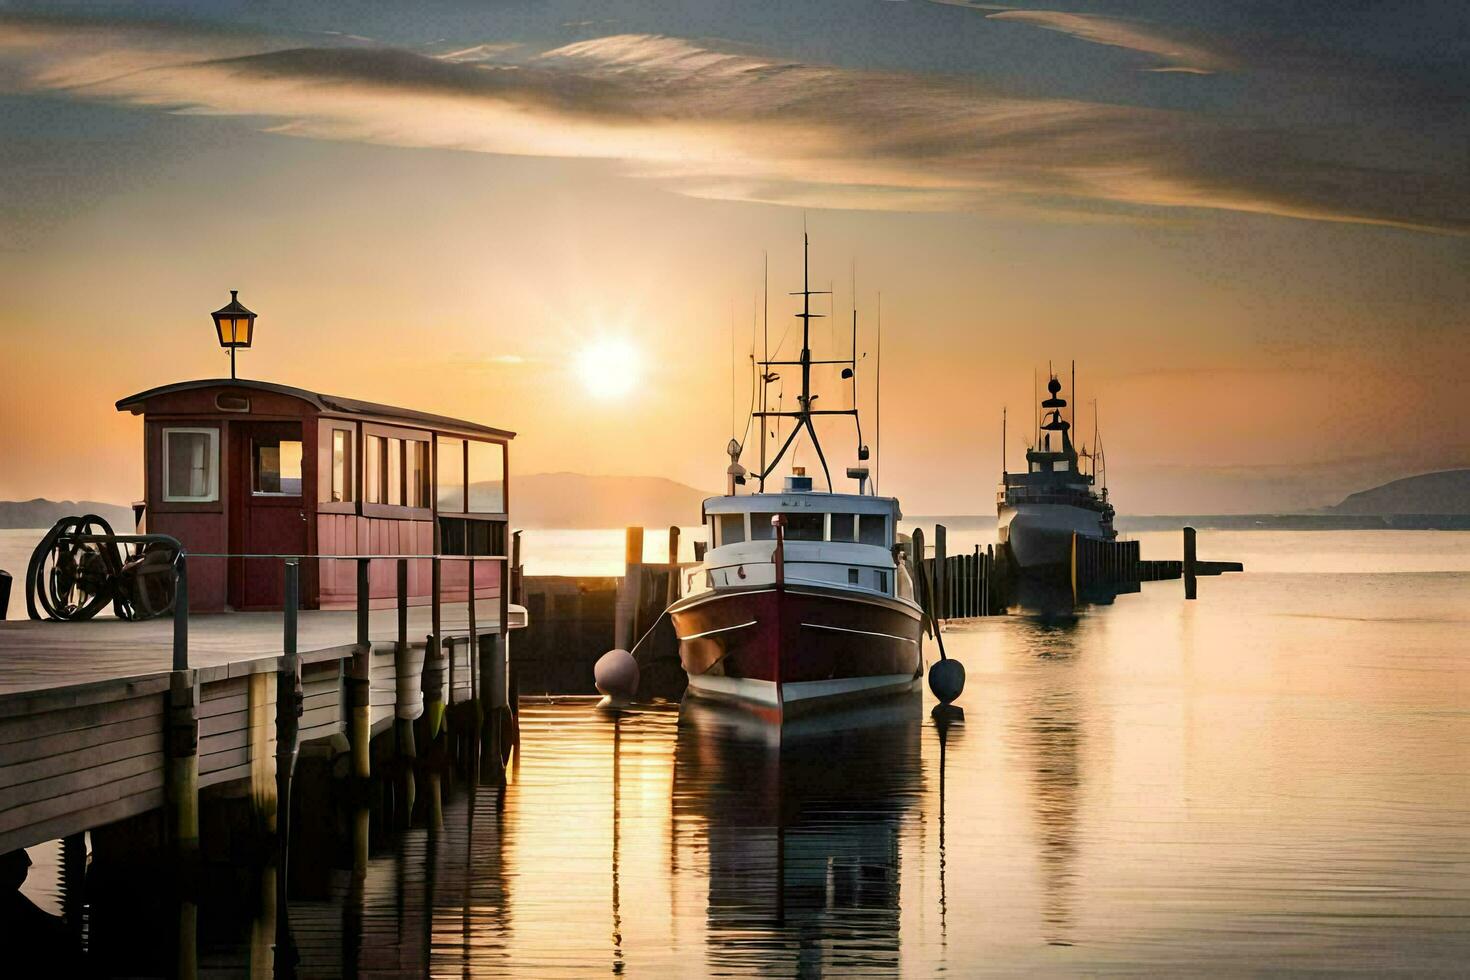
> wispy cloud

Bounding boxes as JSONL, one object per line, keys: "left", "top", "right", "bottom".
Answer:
{"left": 930, "top": 2, "right": 1230, "bottom": 73}
{"left": 986, "top": 8, "right": 1229, "bottom": 73}
{"left": 0, "top": 15, "right": 1462, "bottom": 233}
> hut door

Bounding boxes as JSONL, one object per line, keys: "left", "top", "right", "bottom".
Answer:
{"left": 231, "top": 422, "right": 307, "bottom": 609}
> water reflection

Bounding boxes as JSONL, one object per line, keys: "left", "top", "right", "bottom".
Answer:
{"left": 675, "top": 697, "right": 923, "bottom": 976}
{"left": 1012, "top": 616, "right": 1087, "bottom": 946}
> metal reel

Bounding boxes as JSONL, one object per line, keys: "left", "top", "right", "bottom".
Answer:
{"left": 26, "top": 515, "right": 121, "bottom": 622}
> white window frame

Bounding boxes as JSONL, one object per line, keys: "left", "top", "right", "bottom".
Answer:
{"left": 162, "top": 427, "right": 220, "bottom": 503}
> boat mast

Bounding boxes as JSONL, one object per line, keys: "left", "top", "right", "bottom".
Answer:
{"left": 760, "top": 252, "right": 768, "bottom": 492}
{"left": 754, "top": 232, "right": 852, "bottom": 491}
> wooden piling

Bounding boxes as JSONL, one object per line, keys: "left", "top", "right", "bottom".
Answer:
{"left": 614, "top": 527, "right": 644, "bottom": 650}
{"left": 666, "top": 526, "right": 681, "bottom": 606}
{"left": 350, "top": 559, "right": 371, "bottom": 781}
{"left": 166, "top": 668, "right": 199, "bottom": 858}
{"left": 1184, "top": 526, "right": 1198, "bottom": 600}
{"left": 934, "top": 525, "right": 948, "bottom": 621}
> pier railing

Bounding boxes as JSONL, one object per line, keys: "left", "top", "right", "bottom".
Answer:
{"left": 49, "top": 537, "right": 513, "bottom": 675}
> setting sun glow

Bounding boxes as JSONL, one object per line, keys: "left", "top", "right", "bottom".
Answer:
{"left": 575, "top": 338, "right": 641, "bottom": 399}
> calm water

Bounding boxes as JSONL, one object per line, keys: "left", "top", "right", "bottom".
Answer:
{"left": 11, "top": 530, "right": 1470, "bottom": 974}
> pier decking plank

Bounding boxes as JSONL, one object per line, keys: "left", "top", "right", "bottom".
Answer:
{"left": 0, "top": 598, "right": 522, "bottom": 696}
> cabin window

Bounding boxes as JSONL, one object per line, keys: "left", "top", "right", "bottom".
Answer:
{"left": 875, "top": 570, "right": 888, "bottom": 593}
{"left": 1056, "top": 460, "right": 1071, "bottom": 472}
{"left": 830, "top": 514, "right": 857, "bottom": 542}
{"left": 162, "top": 428, "right": 219, "bottom": 502}
{"left": 437, "top": 437, "right": 465, "bottom": 511}
{"left": 859, "top": 514, "right": 887, "bottom": 547}
{"left": 365, "top": 436, "right": 385, "bottom": 504}
{"left": 788, "top": 513, "right": 824, "bottom": 541}
{"left": 330, "top": 430, "right": 353, "bottom": 503}
{"left": 751, "top": 513, "right": 778, "bottom": 540}
{"left": 848, "top": 568, "right": 859, "bottom": 585}
{"left": 717, "top": 513, "right": 745, "bottom": 546}
{"left": 467, "top": 440, "right": 506, "bottom": 514}
{"left": 252, "top": 437, "right": 303, "bottom": 496}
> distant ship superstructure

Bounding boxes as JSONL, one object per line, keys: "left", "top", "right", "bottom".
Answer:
{"left": 998, "top": 374, "right": 1115, "bottom": 572}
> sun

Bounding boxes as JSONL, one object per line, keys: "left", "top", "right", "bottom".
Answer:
{"left": 575, "top": 338, "right": 641, "bottom": 399}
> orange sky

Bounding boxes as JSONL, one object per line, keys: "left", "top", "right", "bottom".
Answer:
{"left": 1, "top": 8, "right": 1466, "bottom": 514}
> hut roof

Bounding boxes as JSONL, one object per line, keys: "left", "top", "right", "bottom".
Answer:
{"left": 116, "top": 378, "right": 515, "bottom": 440}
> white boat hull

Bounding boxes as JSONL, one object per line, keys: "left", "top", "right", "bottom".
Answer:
{"left": 999, "top": 502, "right": 1113, "bottom": 569}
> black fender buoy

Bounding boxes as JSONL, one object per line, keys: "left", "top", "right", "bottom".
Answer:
{"left": 928, "top": 657, "right": 965, "bottom": 705}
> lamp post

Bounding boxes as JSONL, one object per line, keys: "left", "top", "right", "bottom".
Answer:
{"left": 210, "top": 290, "right": 256, "bottom": 380}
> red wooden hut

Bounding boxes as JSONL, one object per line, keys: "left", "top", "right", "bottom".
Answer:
{"left": 117, "top": 379, "right": 513, "bottom": 612}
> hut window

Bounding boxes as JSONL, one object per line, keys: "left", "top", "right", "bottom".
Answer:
{"left": 386, "top": 439, "right": 403, "bottom": 506}
{"left": 162, "top": 428, "right": 218, "bottom": 502}
{"left": 407, "top": 440, "right": 430, "bottom": 508}
{"left": 365, "top": 436, "right": 385, "bottom": 504}
{"left": 330, "top": 430, "right": 353, "bottom": 503}
{"left": 252, "top": 437, "right": 302, "bottom": 495}
{"left": 467, "top": 440, "right": 506, "bottom": 514}
{"left": 717, "top": 513, "right": 745, "bottom": 546}
{"left": 859, "top": 514, "right": 887, "bottom": 547}
{"left": 437, "top": 437, "right": 465, "bottom": 512}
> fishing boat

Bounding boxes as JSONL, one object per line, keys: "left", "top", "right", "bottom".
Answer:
{"left": 667, "top": 236, "right": 924, "bottom": 721}
{"left": 998, "top": 369, "right": 1115, "bottom": 573}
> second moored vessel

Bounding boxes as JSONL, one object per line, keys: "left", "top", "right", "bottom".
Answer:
{"left": 998, "top": 371, "right": 1116, "bottom": 573}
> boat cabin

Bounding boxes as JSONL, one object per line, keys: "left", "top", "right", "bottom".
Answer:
{"left": 696, "top": 474, "right": 908, "bottom": 599}
{"left": 117, "top": 379, "right": 514, "bottom": 612}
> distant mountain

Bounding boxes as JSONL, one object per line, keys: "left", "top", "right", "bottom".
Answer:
{"left": 1327, "top": 469, "right": 1470, "bottom": 515}
{"left": 493, "top": 473, "right": 713, "bottom": 529}
{"left": 0, "top": 498, "right": 134, "bottom": 529}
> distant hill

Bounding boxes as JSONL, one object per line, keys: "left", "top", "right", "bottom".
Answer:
{"left": 493, "top": 473, "right": 713, "bottom": 529}
{"left": 0, "top": 498, "right": 134, "bottom": 529}
{"left": 1327, "top": 469, "right": 1470, "bottom": 515}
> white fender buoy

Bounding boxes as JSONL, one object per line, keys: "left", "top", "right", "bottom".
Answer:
{"left": 928, "top": 658, "right": 965, "bottom": 705}
{"left": 594, "top": 648, "right": 639, "bottom": 705}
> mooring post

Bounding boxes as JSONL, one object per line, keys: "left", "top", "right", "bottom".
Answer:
{"left": 351, "top": 558, "right": 372, "bottom": 781}
{"left": 666, "top": 525, "right": 681, "bottom": 606}
{"left": 1184, "top": 526, "right": 1198, "bottom": 600}
{"left": 614, "top": 526, "right": 644, "bottom": 651}
{"left": 934, "top": 524, "right": 948, "bottom": 620}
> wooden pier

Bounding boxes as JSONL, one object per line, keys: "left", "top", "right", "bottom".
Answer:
{"left": 0, "top": 552, "right": 526, "bottom": 861}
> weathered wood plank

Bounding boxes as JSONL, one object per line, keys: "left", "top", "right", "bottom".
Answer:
{"left": 0, "top": 713, "right": 161, "bottom": 767}
{"left": 0, "top": 732, "right": 161, "bottom": 792}
{"left": 0, "top": 758, "right": 165, "bottom": 833}
{"left": 0, "top": 692, "right": 163, "bottom": 746}
{"left": 0, "top": 673, "right": 171, "bottom": 720}
{"left": 0, "top": 786, "right": 163, "bottom": 855}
